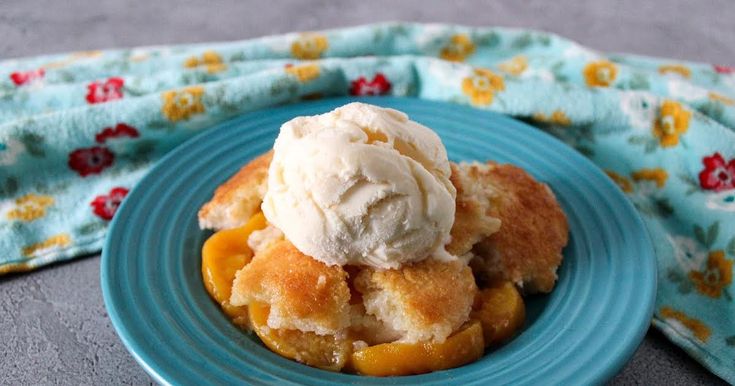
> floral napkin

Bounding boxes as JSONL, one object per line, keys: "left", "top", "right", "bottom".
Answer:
{"left": 0, "top": 23, "right": 733, "bottom": 382}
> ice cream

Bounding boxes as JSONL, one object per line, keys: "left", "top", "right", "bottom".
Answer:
{"left": 261, "top": 102, "right": 456, "bottom": 269}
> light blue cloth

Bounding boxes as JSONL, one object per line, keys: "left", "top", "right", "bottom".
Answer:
{"left": 1, "top": 23, "right": 734, "bottom": 382}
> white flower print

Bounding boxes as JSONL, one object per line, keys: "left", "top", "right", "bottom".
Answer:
{"left": 705, "top": 190, "right": 735, "bottom": 212}
{"left": 668, "top": 235, "right": 707, "bottom": 272}
{"left": 720, "top": 73, "right": 735, "bottom": 90}
{"left": 633, "top": 179, "right": 658, "bottom": 196}
{"left": 128, "top": 48, "right": 151, "bottom": 62}
{"left": 619, "top": 92, "right": 657, "bottom": 131}
{"left": 0, "top": 138, "right": 25, "bottom": 166}
{"left": 520, "top": 68, "right": 555, "bottom": 83}
{"left": 562, "top": 44, "right": 599, "bottom": 61}
{"left": 426, "top": 59, "right": 469, "bottom": 89}
{"left": 663, "top": 318, "right": 689, "bottom": 338}
{"left": 0, "top": 199, "right": 14, "bottom": 218}
{"left": 415, "top": 24, "right": 452, "bottom": 48}
{"left": 666, "top": 78, "right": 708, "bottom": 101}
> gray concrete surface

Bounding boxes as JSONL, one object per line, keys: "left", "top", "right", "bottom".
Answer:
{"left": 1, "top": 1, "right": 733, "bottom": 385}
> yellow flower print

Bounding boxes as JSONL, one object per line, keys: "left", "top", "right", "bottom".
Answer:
{"left": 183, "top": 57, "right": 198, "bottom": 68}
{"left": 161, "top": 86, "right": 206, "bottom": 122}
{"left": 44, "top": 60, "right": 68, "bottom": 70}
{"left": 22, "top": 233, "right": 71, "bottom": 257}
{"left": 183, "top": 50, "right": 227, "bottom": 73}
{"left": 631, "top": 168, "right": 668, "bottom": 188}
{"left": 129, "top": 51, "right": 150, "bottom": 62}
{"left": 461, "top": 68, "right": 505, "bottom": 106}
{"left": 0, "top": 261, "right": 32, "bottom": 275}
{"left": 688, "top": 250, "right": 733, "bottom": 298}
{"left": 658, "top": 64, "right": 691, "bottom": 78}
{"left": 660, "top": 307, "right": 711, "bottom": 342}
{"left": 439, "top": 34, "right": 476, "bottom": 62}
{"left": 583, "top": 60, "right": 618, "bottom": 87}
{"left": 72, "top": 50, "right": 104, "bottom": 59}
{"left": 285, "top": 63, "right": 321, "bottom": 83}
{"left": 532, "top": 110, "right": 571, "bottom": 126}
{"left": 652, "top": 100, "right": 691, "bottom": 148}
{"left": 708, "top": 92, "right": 735, "bottom": 106}
{"left": 291, "top": 33, "right": 328, "bottom": 60}
{"left": 44, "top": 50, "right": 104, "bottom": 69}
{"left": 498, "top": 55, "right": 528, "bottom": 76}
{"left": 6, "top": 194, "right": 54, "bottom": 222}
{"left": 605, "top": 170, "right": 633, "bottom": 193}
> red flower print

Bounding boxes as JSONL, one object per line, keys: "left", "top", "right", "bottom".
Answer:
{"left": 9, "top": 68, "right": 45, "bottom": 86}
{"left": 86, "top": 77, "right": 124, "bottom": 104}
{"left": 349, "top": 73, "right": 392, "bottom": 96}
{"left": 90, "top": 187, "right": 129, "bottom": 220}
{"left": 713, "top": 65, "right": 735, "bottom": 75}
{"left": 68, "top": 146, "right": 115, "bottom": 177}
{"left": 699, "top": 152, "right": 735, "bottom": 191}
{"left": 95, "top": 123, "right": 140, "bottom": 143}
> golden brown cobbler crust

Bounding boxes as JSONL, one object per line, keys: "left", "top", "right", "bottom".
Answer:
{"left": 354, "top": 259, "right": 477, "bottom": 343}
{"left": 230, "top": 240, "right": 351, "bottom": 335}
{"left": 446, "top": 163, "right": 502, "bottom": 256}
{"left": 197, "top": 150, "right": 273, "bottom": 230}
{"left": 205, "top": 152, "right": 568, "bottom": 302}
{"left": 465, "top": 161, "right": 569, "bottom": 294}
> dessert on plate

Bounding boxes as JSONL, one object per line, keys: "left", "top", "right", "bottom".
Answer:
{"left": 198, "top": 102, "right": 568, "bottom": 375}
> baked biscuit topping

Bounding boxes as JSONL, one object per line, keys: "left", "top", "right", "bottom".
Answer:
{"left": 198, "top": 103, "right": 568, "bottom": 375}
{"left": 198, "top": 151, "right": 272, "bottom": 230}
{"left": 460, "top": 161, "right": 569, "bottom": 293}
{"left": 354, "top": 259, "right": 477, "bottom": 343}
{"left": 230, "top": 240, "right": 351, "bottom": 335}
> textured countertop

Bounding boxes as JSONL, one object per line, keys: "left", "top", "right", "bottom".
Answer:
{"left": 1, "top": 0, "right": 732, "bottom": 384}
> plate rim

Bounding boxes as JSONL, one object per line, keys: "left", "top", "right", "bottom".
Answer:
{"left": 101, "top": 96, "right": 657, "bottom": 385}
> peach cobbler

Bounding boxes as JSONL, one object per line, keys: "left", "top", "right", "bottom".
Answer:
{"left": 198, "top": 103, "right": 568, "bottom": 376}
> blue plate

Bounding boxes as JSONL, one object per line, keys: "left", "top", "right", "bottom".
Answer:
{"left": 102, "top": 97, "right": 656, "bottom": 385}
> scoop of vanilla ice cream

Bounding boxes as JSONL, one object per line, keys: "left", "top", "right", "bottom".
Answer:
{"left": 261, "top": 102, "right": 456, "bottom": 269}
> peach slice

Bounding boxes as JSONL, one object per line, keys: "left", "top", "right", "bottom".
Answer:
{"left": 471, "top": 281, "right": 525, "bottom": 347}
{"left": 248, "top": 302, "right": 352, "bottom": 371}
{"left": 201, "top": 212, "right": 266, "bottom": 328}
{"left": 349, "top": 320, "right": 484, "bottom": 376}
